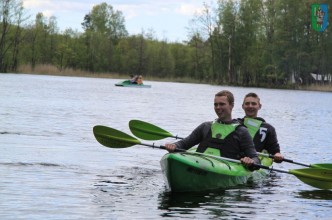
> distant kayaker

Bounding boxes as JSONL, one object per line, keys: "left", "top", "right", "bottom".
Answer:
{"left": 130, "top": 75, "right": 139, "bottom": 84}
{"left": 130, "top": 75, "right": 143, "bottom": 84}
{"left": 239, "top": 92, "right": 284, "bottom": 163}
{"left": 165, "top": 90, "right": 261, "bottom": 170}
{"left": 137, "top": 75, "right": 143, "bottom": 85}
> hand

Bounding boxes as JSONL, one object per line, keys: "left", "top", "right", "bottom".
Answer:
{"left": 240, "top": 157, "right": 255, "bottom": 167}
{"left": 165, "top": 143, "right": 177, "bottom": 152}
{"left": 273, "top": 153, "right": 284, "bottom": 163}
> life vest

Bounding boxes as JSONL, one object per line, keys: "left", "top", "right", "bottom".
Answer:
{"left": 196, "top": 121, "right": 243, "bottom": 159}
{"left": 243, "top": 117, "right": 267, "bottom": 151}
{"left": 244, "top": 118, "right": 263, "bottom": 139}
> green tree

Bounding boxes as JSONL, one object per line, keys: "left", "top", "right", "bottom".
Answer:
{"left": 189, "top": 2, "right": 218, "bottom": 83}
{"left": 236, "top": 0, "right": 264, "bottom": 85}
{"left": 27, "top": 13, "right": 47, "bottom": 69}
{"left": 187, "top": 33, "right": 210, "bottom": 81}
{"left": 0, "top": 0, "right": 26, "bottom": 72}
{"left": 81, "top": 2, "right": 128, "bottom": 72}
{"left": 215, "top": 0, "right": 238, "bottom": 84}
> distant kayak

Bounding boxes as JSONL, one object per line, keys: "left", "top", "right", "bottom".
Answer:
{"left": 115, "top": 80, "right": 151, "bottom": 88}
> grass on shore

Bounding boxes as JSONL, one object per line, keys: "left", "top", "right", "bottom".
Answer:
{"left": 17, "top": 64, "right": 124, "bottom": 79}
{"left": 299, "top": 84, "right": 332, "bottom": 92}
{"left": 16, "top": 64, "right": 204, "bottom": 83}
{"left": 15, "top": 64, "right": 332, "bottom": 92}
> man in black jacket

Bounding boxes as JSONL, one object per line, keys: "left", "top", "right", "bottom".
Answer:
{"left": 239, "top": 92, "right": 284, "bottom": 163}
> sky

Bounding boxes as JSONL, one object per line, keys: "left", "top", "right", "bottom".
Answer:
{"left": 22, "top": 0, "right": 209, "bottom": 42}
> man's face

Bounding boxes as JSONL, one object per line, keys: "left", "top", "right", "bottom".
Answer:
{"left": 214, "top": 96, "right": 233, "bottom": 121}
{"left": 242, "top": 96, "right": 261, "bottom": 118}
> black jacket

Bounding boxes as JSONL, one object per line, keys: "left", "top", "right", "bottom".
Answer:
{"left": 238, "top": 117, "right": 281, "bottom": 155}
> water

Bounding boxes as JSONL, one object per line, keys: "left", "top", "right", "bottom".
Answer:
{"left": 1, "top": 73, "right": 331, "bottom": 219}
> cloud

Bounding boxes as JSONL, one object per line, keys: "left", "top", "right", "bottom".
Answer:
{"left": 23, "top": 0, "right": 51, "bottom": 8}
{"left": 21, "top": 0, "right": 207, "bottom": 41}
{"left": 23, "top": 0, "right": 93, "bottom": 18}
{"left": 175, "top": 3, "right": 204, "bottom": 16}
{"left": 115, "top": 4, "right": 146, "bottom": 20}
{"left": 115, "top": 3, "right": 168, "bottom": 20}
{"left": 23, "top": 0, "right": 204, "bottom": 19}
{"left": 115, "top": 1, "right": 205, "bottom": 19}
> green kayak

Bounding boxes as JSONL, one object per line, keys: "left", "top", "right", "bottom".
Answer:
{"left": 160, "top": 150, "right": 273, "bottom": 192}
{"left": 115, "top": 80, "right": 151, "bottom": 88}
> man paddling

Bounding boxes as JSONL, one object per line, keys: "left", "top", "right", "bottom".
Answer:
{"left": 239, "top": 92, "right": 284, "bottom": 163}
{"left": 165, "top": 90, "right": 260, "bottom": 170}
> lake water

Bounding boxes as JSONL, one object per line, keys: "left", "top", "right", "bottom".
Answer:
{"left": 1, "top": 73, "right": 331, "bottom": 219}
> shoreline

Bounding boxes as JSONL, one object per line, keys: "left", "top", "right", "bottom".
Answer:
{"left": 4, "top": 64, "right": 332, "bottom": 92}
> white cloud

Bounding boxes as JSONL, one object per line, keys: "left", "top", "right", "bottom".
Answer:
{"left": 22, "top": 0, "right": 51, "bottom": 10}
{"left": 41, "top": 10, "right": 54, "bottom": 18}
{"left": 23, "top": 0, "right": 93, "bottom": 16}
{"left": 115, "top": 4, "right": 149, "bottom": 20}
{"left": 21, "top": 0, "right": 208, "bottom": 41}
{"left": 175, "top": 3, "right": 204, "bottom": 16}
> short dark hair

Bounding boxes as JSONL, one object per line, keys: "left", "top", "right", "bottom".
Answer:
{"left": 215, "top": 90, "right": 234, "bottom": 105}
{"left": 243, "top": 92, "right": 260, "bottom": 103}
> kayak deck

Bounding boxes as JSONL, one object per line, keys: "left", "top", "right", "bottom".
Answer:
{"left": 115, "top": 80, "right": 151, "bottom": 88}
{"left": 160, "top": 152, "right": 272, "bottom": 192}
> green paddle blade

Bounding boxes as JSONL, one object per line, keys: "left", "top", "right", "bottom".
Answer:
{"left": 93, "top": 125, "right": 141, "bottom": 148}
{"left": 129, "top": 119, "right": 174, "bottom": 140}
{"left": 289, "top": 168, "right": 332, "bottom": 190}
{"left": 310, "top": 163, "right": 332, "bottom": 170}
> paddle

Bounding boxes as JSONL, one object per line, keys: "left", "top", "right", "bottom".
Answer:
{"left": 94, "top": 125, "right": 332, "bottom": 190}
{"left": 129, "top": 119, "right": 332, "bottom": 170}
{"left": 258, "top": 153, "right": 332, "bottom": 169}
{"left": 93, "top": 125, "right": 184, "bottom": 152}
{"left": 129, "top": 119, "right": 183, "bottom": 140}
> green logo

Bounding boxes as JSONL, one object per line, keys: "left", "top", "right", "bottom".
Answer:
{"left": 311, "top": 4, "right": 329, "bottom": 32}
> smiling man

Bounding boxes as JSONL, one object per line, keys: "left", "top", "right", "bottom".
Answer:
{"left": 240, "top": 92, "right": 284, "bottom": 163}
{"left": 165, "top": 90, "right": 260, "bottom": 170}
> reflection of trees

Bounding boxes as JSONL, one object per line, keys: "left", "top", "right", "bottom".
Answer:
{"left": 298, "top": 189, "right": 332, "bottom": 200}
{"left": 157, "top": 188, "right": 258, "bottom": 218}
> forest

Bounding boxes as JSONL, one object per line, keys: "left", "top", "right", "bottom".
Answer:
{"left": 1, "top": 0, "right": 331, "bottom": 87}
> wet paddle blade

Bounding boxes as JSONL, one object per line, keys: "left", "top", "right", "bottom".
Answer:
{"left": 289, "top": 168, "right": 332, "bottom": 190}
{"left": 129, "top": 119, "right": 174, "bottom": 140}
{"left": 310, "top": 163, "right": 332, "bottom": 170}
{"left": 93, "top": 125, "right": 141, "bottom": 148}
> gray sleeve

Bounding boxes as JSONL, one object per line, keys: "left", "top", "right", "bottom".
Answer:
{"left": 174, "top": 122, "right": 211, "bottom": 150}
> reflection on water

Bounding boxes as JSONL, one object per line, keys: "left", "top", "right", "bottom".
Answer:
{"left": 159, "top": 190, "right": 227, "bottom": 210}
{"left": 297, "top": 190, "right": 332, "bottom": 200}
{"left": 158, "top": 191, "right": 228, "bottom": 218}
{"left": 1, "top": 74, "right": 332, "bottom": 219}
{"left": 157, "top": 176, "right": 282, "bottom": 219}
{"left": 159, "top": 190, "right": 257, "bottom": 219}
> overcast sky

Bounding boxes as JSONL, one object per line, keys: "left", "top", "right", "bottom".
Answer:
{"left": 22, "top": 0, "right": 210, "bottom": 42}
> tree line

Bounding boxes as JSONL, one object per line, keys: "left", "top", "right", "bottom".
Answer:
{"left": 1, "top": 0, "right": 331, "bottom": 87}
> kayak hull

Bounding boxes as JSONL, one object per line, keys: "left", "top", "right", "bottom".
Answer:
{"left": 160, "top": 151, "right": 272, "bottom": 192}
{"left": 115, "top": 80, "right": 151, "bottom": 88}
